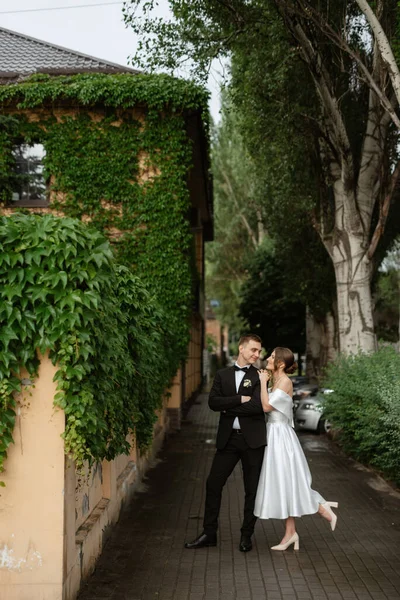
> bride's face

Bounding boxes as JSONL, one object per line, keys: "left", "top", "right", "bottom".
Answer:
{"left": 266, "top": 352, "right": 276, "bottom": 371}
{"left": 267, "top": 351, "right": 284, "bottom": 372}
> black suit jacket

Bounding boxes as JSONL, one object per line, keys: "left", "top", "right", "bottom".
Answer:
{"left": 208, "top": 365, "right": 266, "bottom": 449}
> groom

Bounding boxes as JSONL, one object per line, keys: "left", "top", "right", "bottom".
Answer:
{"left": 185, "top": 333, "right": 266, "bottom": 552}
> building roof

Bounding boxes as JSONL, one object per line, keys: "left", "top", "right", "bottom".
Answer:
{"left": 0, "top": 26, "right": 139, "bottom": 83}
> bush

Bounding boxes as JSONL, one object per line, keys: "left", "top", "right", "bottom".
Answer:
{"left": 322, "top": 347, "right": 400, "bottom": 487}
{"left": 0, "top": 214, "right": 179, "bottom": 480}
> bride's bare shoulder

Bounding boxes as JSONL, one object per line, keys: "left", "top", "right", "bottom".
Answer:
{"left": 280, "top": 377, "right": 293, "bottom": 396}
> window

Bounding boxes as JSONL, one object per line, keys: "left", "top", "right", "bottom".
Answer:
{"left": 11, "top": 143, "right": 48, "bottom": 207}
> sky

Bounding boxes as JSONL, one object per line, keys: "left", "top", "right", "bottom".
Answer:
{"left": 0, "top": 0, "right": 223, "bottom": 121}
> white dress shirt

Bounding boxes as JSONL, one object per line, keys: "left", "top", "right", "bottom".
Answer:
{"left": 232, "top": 363, "right": 250, "bottom": 429}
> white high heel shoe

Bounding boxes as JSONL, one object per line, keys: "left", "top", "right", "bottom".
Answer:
{"left": 321, "top": 501, "right": 338, "bottom": 531}
{"left": 271, "top": 532, "right": 299, "bottom": 551}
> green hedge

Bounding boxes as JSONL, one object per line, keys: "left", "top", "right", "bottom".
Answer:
{"left": 322, "top": 347, "right": 400, "bottom": 487}
{"left": 0, "top": 214, "right": 175, "bottom": 482}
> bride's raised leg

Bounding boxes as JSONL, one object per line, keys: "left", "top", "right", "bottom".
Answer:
{"left": 318, "top": 501, "right": 338, "bottom": 531}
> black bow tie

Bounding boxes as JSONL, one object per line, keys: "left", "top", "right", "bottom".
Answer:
{"left": 234, "top": 366, "right": 249, "bottom": 372}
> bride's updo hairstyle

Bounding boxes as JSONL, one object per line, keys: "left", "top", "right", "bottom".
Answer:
{"left": 273, "top": 347, "right": 298, "bottom": 374}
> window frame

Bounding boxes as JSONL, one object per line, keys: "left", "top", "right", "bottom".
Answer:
{"left": 10, "top": 141, "right": 49, "bottom": 208}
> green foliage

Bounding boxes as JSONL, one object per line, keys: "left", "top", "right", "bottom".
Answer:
{"left": 322, "top": 347, "right": 400, "bottom": 486}
{"left": 374, "top": 270, "right": 400, "bottom": 343}
{"left": 205, "top": 333, "right": 217, "bottom": 353}
{"left": 0, "top": 115, "right": 20, "bottom": 204}
{"left": 115, "top": 265, "right": 176, "bottom": 448}
{"left": 42, "top": 111, "right": 194, "bottom": 359}
{"left": 0, "top": 73, "right": 210, "bottom": 480}
{"left": 166, "top": 3, "right": 337, "bottom": 343}
{"left": 125, "top": 0, "right": 400, "bottom": 357}
{"left": 0, "top": 72, "right": 209, "bottom": 113}
{"left": 0, "top": 72, "right": 209, "bottom": 364}
{"left": 239, "top": 239, "right": 306, "bottom": 353}
{"left": 206, "top": 98, "right": 334, "bottom": 352}
{"left": 227, "top": 10, "right": 337, "bottom": 320}
{"left": 205, "top": 104, "right": 261, "bottom": 335}
{"left": 373, "top": 237, "right": 400, "bottom": 343}
{"left": 123, "top": 1, "right": 276, "bottom": 82}
{"left": 0, "top": 214, "right": 176, "bottom": 478}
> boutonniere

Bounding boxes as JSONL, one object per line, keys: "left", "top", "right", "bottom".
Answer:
{"left": 243, "top": 379, "right": 252, "bottom": 388}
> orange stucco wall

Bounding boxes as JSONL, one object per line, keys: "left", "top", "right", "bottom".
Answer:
{"left": 0, "top": 355, "right": 65, "bottom": 600}
{"left": 0, "top": 355, "right": 172, "bottom": 600}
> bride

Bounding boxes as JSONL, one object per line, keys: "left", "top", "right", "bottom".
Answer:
{"left": 253, "top": 347, "right": 338, "bottom": 551}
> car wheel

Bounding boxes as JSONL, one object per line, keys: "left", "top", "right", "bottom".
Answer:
{"left": 317, "top": 418, "right": 331, "bottom": 434}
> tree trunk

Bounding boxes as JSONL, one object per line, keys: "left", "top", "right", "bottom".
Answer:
{"left": 331, "top": 233, "right": 377, "bottom": 354}
{"left": 256, "top": 209, "right": 266, "bottom": 245}
{"left": 306, "top": 307, "right": 338, "bottom": 381}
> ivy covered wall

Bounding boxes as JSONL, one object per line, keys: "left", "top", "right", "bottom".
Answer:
{"left": 0, "top": 72, "right": 210, "bottom": 356}
{"left": 0, "top": 73, "right": 211, "bottom": 477}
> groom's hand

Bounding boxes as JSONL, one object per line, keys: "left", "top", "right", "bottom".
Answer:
{"left": 208, "top": 371, "right": 243, "bottom": 411}
{"left": 241, "top": 396, "right": 251, "bottom": 403}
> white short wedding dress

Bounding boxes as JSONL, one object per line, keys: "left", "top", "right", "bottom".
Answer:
{"left": 254, "top": 388, "right": 325, "bottom": 520}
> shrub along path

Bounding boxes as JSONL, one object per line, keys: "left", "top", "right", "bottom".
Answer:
{"left": 78, "top": 392, "right": 400, "bottom": 600}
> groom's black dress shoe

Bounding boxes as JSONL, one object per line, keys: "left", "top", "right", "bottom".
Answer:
{"left": 239, "top": 535, "right": 253, "bottom": 552}
{"left": 184, "top": 533, "right": 217, "bottom": 549}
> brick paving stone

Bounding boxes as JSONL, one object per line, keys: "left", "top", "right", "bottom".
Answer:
{"left": 77, "top": 393, "right": 400, "bottom": 600}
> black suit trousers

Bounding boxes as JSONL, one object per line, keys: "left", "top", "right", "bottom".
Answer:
{"left": 203, "top": 432, "right": 264, "bottom": 536}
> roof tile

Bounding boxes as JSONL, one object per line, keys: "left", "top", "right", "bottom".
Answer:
{"left": 0, "top": 26, "right": 139, "bottom": 80}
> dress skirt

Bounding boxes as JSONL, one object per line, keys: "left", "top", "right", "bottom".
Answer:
{"left": 254, "top": 389, "right": 325, "bottom": 520}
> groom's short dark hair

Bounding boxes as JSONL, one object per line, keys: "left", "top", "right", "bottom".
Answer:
{"left": 238, "top": 333, "right": 262, "bottom": 346}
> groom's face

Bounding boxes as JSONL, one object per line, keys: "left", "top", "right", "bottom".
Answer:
{"left": 239, "top": 339, "right": 262, "bottom": 365}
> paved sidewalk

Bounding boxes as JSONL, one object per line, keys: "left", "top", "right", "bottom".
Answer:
{"left": 78, "top": 393, "right": 400, "bottom": 600}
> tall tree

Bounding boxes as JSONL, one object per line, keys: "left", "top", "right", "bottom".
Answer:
{"left": 125, "top": 0, "right": 400, "bottom": 354}
{"left": 270, "top": 0, "right": 400, "bottom": 354}
{"left": 208, "top": 98, "right": 336, "bottom": 373}
{"left": 226, "top": 9, "right": 338, "bottom": 375}
{"left": 206, "top": 103, "right": 266, "bottom": 334}
{"left": 238, "top": 239, "right": 306, "bottom": 357}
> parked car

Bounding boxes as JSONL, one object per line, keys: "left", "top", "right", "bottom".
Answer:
{"left": 290, "top": 375, "right": 309, "bottom": 389}
{"left": 294, "top": 389, "right": 333, "bottom": 434}
{"left": 292, "top": 382, "right": 318, "bottom": 412}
